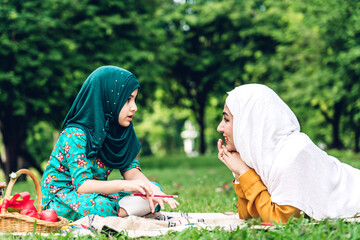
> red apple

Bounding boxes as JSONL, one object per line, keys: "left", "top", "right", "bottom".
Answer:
{"left": 39, "top": 209, "right": 58, "bottom": 222}
{"left": 20, "top": 209, "right": 41, "bottom": 219}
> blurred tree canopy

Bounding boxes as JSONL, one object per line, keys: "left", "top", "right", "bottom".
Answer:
{"left": 0, "top": 0, "right": 359, "bottom": 179}
{"left": 276, "top": 0, "right": 360, "bottom": 151}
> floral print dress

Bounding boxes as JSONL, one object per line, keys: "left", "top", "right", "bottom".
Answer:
{"left": 40, "top": 127, "right": 141, "bottom": 221}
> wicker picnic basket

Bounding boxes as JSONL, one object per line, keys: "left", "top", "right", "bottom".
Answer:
{"left": 0, "top": 169, "right": 69, "bottom": 233}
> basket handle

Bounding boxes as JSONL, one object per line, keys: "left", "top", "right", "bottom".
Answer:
{"left": 1, "top": 169, "right": 42, "bottom": 214}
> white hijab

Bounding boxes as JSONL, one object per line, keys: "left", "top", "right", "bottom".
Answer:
{"left": 226, "top": 84, "right": 360, "bottom": 220}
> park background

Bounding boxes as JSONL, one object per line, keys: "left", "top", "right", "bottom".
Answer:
{"left": 1, "top": 1, "right": 360, "bottom": 238}
{"left": 0, "top": 0, "right": 360, "bottom": 181}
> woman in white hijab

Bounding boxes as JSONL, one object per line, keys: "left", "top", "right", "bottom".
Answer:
{"left": 217, "top": 84, "right": 360, "bottom": 223}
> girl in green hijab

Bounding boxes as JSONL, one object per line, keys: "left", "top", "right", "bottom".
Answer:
{"left": 40, "top": 66, "right": 179, "bottom": 221}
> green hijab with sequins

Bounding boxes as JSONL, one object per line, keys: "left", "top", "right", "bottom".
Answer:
{"left": 61, "top": 66, "right": 141, "bottom": 169}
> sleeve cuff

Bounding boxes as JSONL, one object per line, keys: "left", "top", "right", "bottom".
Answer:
{"left": 232, "top": 179, "right": 245, "bottom": 198}
{"left": 238, "top": 169, "right": 262, "bottom": 193}
{"left": 232, "top": 172, "right": 239, "bottom": 184}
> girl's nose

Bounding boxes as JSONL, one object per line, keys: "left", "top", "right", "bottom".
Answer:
{"left": 131, "top": 103, "right": 138, "bottom": 112}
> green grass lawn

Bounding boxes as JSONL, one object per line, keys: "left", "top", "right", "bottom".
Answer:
{"left": 109, "top": 154, "right": 239, "bottom": 214}
{"left": 1, "top": 150, "right": 360, "bottom": 239}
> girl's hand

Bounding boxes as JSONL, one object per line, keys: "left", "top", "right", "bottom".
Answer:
{"left": 121, "top": 168, "right": 180, "bottom": 213}
{"left": 119, "top": 179, "right": 154, "bottom": 197}
{"left": 217, "top": 139, "right": 250, "bottom": 178}
{"left": 147, "top": 184, "right": 180, "bottom": 212}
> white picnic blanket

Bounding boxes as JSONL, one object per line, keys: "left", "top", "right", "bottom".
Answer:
{"left": 72, "top": 211, "right": 246, "bottom": 238}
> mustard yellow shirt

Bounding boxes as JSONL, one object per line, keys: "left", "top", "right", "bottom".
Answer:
{"left": 233, "top": 169, "right": 301, "bottom": 223}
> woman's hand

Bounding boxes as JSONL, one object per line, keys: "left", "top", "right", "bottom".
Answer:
{"left": 218, "top": 139, "right": 250, "bottom": 178}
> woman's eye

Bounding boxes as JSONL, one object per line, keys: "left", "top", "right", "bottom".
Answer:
{"left": 224, "top": 118, "right": 229, "bottom": 122}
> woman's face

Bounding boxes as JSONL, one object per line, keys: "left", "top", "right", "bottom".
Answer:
{"left": 217, "top": 104, "right": 236, "bottom": 151}
{"left": 118, "top": 88, "right": 138, "bottom": 127}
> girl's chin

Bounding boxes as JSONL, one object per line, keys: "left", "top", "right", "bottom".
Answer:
{"left": 119, "top": 121, "right": 131, "bottom": 127}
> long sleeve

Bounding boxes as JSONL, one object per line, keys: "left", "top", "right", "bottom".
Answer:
{"left": 233, "top": 169, "right": 301, "bottom": 223}
{"left": 233, "top": 180, "right": 252, "bottom": 219}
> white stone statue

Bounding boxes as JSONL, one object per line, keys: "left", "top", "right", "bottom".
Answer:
{"left": 181, "top": 120, "right": 198, "bottom": 157}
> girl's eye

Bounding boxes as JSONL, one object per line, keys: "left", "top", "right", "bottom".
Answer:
{"left": 224, "top": 118, "right": 229, "bottom": 123}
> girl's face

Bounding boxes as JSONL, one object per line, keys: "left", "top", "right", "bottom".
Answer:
{"left": 118, "top": 88, "right": 138, "bottom": 127}
{"left": 217, "top": 104, "right": 236, "bottom": 151}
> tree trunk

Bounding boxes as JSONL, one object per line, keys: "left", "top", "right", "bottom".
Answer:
{"left": 196, "top": 96, "right": 207, "bottom": 154}
{"left": 1, "top": 115, "right": 26, "bottom": 182}
{"left": 329, "top": 101, "right": 344, "bottom": 149}
{"left": 198, "top": 111, "right": 206, "bottom": 154}
{"left": 0, "top": 156, "right": 4, "bottom": 174}
{"left": 20, "top": 149, "right": 44, "bottom": 175}
{"left": 355, "top": 124, "right": 359, "bottom": 153}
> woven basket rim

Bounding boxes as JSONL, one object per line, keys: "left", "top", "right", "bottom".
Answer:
{"left": 0, "top": 212, "right": 69, "bottom": 227}
{"left": 0, "top": 169, "right": 69, "bottom": 232}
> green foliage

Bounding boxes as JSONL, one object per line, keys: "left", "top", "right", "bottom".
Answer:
{"left": 25, "top": 121, "right": 56, "bottom": 163}
{"left": 0, "top": 0, "right": 170, "bottom": 174}
{"left": 134, "top": 100, "right": 192, "bottom": 156}
{"left": 0, "top": 0, "right": 83, "bottom": 119}
{"left": 276, "top": 0, "right": 360, "bottom": 149}
{"left": 1, "top": 0, "right": 360, "bottom": 179}
{"left": 151, "top": 0, "right": 260, "bottom": 153}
